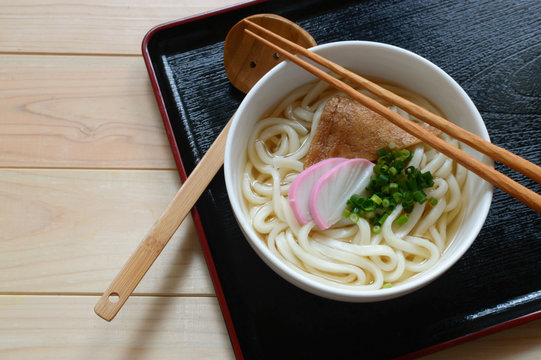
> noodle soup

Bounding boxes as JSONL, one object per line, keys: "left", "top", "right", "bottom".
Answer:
{"left": 224, "top": 41, "right": 492, "bottom": 301}
{"left": 242, "top": 79, "right": 468, "bottom": 290}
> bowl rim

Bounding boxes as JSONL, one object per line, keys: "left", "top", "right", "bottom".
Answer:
{"left": 224, "top": 40, "right": 493, "bottom": 302}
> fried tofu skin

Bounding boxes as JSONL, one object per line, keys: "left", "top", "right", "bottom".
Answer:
{"left": 304, "top": 96, "right": 442, "bottom": 168}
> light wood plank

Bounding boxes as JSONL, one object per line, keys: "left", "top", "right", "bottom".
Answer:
{"left": 0, "top": 0, "right": 243, "bottom": 55}
{"left": 0, "top": 54, "right": 176, "bottom": 169}
{"left": 2, "top": 1, "right": 540, "bottom": 358}
{"left": 0, "top": 169, "right": 214, "bottom": 295}
{"left": 0, "top": 295, "right": 235, "bottom": 360}
{"left": 0, "top": 294, "right": 540, "bottom": 360}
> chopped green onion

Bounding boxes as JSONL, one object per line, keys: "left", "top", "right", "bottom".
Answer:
{"left": 350, "top": 193, "right": 361, "bottom": 203}
{"left": 370, "top": 194, "right": 382, "bottom": 205}
{"left": 396, "top": 214, "right": 409, "bottom": 225}
{"left": 403, "top": 191, "right": 412, "bottom": 201}
{"left": 429, "top": 197, "right": 438, "bottom": 206}
{"left": 344, "top": 142, "right": 435, "bottom": 229}
{"left": 372, "top": 225, "right": 382, "bottom": 234}
{"left": 392, "top": 160, "right": 405, "bottom": 171}
{"left": 361, "top": 198, "right": 376, "bottom": 212}
{"left": 365, "top": 211, "right": 375, "bottom": 219}
{"left": 382, "top": 283, "right": 393, "bottom": 288}
{"left": 349, "top": 213, "right": 360, "bottom": 223}
{"left": 424, "top": 173, "right": 435, "bottom": 187}
{"left": 413, "top": 190, "right": 427, "bottom": 203}
{"left": 342, "top": 209, "right": 351, "bottom": 218}
{"left": 377, "top": 147, "right": 388, "bottom": 157}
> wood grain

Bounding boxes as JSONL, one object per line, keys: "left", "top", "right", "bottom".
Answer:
{"left": 0, "top": 54, "right": 176, "bottom": 169}
{"left": 0, "top": 295, "right": 235, "bottom": 360}
{"left": 0, "top": 169, "right": 214, "bottom": 295}
{"left": 224, "top": 14, "right": 316, "bottom": 93}
{"left": 0, "top": 0, "right": 243, "bottom": 55}
{"left": 0, "top": 0, "right": 540, "bottom": 358}
{"left": 1, "top": 294, "right": 540, "bottom": 360}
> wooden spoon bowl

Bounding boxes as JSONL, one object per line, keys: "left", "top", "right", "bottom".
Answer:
{"left": 224, "top": 14, "right": 316, "bottom": 93}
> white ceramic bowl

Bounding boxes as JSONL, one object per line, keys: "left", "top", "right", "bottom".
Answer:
{"left": 224, "top": 41, "right": 493, "bottom": 302}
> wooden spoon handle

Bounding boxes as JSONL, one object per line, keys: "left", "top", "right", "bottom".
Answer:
{"left": 94, "top": 119, "right": 231, "bottom": 321}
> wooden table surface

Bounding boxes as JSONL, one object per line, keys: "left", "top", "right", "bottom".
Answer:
{"left": 1, "top": 1, "right": 540, "bottom": 359}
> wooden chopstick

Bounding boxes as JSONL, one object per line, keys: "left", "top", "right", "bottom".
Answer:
{"left": 244, "top": 19, "right": 541, "bottom": 185}
{"left": 243, "top": 23, "right": 541, "bottom": 213}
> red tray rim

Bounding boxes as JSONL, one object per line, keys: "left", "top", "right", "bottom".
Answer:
{"left": 140, "top": 2, "right": 541, "bottom": 359}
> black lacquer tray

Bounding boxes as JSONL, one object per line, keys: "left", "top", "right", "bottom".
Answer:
{"left": 142, "top": 1, "right": 541, "bottom": 358}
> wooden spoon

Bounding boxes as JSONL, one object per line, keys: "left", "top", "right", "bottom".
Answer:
{"left": 94, "top": 14, "right": 316, "bottom": 321}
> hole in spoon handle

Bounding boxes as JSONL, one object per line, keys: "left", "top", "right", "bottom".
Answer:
{"left": 94, "top": 218, "right": 179, "bottom": 321}
{"left": 93, "top": 244, "right": 156, "bottom": 321}
{"left": 108, "top": 292, "right": 120, "bottom": 303}
{"left": 95, "top": 289, "right": 129, "bottom": 321}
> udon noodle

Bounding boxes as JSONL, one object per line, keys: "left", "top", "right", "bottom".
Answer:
{"left": 241, "top": 79, "right": 468, "bottom": 289}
